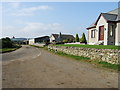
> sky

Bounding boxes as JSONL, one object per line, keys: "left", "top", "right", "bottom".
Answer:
{"left": 1, "top": 2, "right": 119, "bottom": 38}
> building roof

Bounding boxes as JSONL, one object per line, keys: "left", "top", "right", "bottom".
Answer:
{"left": 108, "top": 8, "right": 120, "bottom": 21}
{"left": 52, "top": 34, "right": 74, "bottom": 40}
{"left": 11, "top": 38, "right": 27, "bottom": 41}
{"left": 52, "top": 34, "right": 59, "bottom": 39}
{"left": 108, "top": 8, "right": 120, "bottom": 15}
{"left": 35, "top": 36, "right": 49, "bottom": 39}
{"left": 87, "top": 8, "right": 120, "bottom": 29}
{"left": 102, "top": 13, "right": 118, "bottom": 21}
{"left": 87, "top": 22, "right": 96, "bottom": 29}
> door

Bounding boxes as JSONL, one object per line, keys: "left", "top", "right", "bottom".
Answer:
{"left": 99, "top": 26, "right": 104, "bottom": 40}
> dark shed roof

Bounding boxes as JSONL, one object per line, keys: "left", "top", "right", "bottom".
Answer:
{"left": 35, "top": 36, "right": 49, "bottom": 39}
{"left": 11, "top": 38, "right": 27, "bottom": 41}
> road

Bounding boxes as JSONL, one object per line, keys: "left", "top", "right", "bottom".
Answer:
{"left": 2, "top": 45, "right": 118, "bottom": 88}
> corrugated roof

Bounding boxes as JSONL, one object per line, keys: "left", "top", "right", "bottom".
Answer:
{"left": 11, "top": 38, "right": 27, "bottom": 41}
{"left": 35, "top": 36, "right": 49, "bottom": 39}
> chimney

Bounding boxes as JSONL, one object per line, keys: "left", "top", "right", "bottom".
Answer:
{"left": 59, "top": 32, "right": 62, "bottom": 38}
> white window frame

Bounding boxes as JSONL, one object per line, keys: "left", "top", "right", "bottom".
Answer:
{"left": 110, "top": 25, "right": 113, "bottom": 37}
{"left": 91, "top": 30, "right": 95, "bottom": 38}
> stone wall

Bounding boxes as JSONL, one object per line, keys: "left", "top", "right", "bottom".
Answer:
{"left": 48, "top": 45, "right": 120, "bottom": 64}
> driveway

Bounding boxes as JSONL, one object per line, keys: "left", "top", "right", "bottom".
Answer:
{"left": 2, "top": 45, "right": 118, "bottom": 88}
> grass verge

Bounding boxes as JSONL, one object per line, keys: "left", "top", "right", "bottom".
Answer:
{"left": 0, "top": 47, "right": 20, "bottom": 53}
{"left": 30, "top": 45, "right": 44, "bottom": 48}
{"left": 55, "top": 44, "right": 120, "bottom": 49}
{"left": 88, "top": 59, "right": 120, "bottom": 71}
{"left": 98, "top": 61, "right": 120, "bottom": 71}
{"left": 0, "top": 45, "right": 22, "bottom": 53}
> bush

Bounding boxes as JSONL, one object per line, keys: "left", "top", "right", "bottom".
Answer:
{"left": 80, "top": 33, "right": 87, "bottom": 44}
{"left": 75, "top": 34, "right": 79, "bottom": 42}
{"left": 1, "top": 37, "right": 13, "bottom": 48}
{"left": 2, "top": 40, "right": 13, "bottom": 48}
{"left": 1, "top": 37, "right": 16, "bottom": 48}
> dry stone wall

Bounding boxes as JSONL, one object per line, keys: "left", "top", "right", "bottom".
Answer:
{"left": 48, "top": 45, "right": 120, "bottom": 64}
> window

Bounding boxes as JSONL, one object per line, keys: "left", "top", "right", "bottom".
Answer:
{"left": 110, "top": 25, "right": 113, "bottom": 36}
{"left": 91, "top": 30, "right": 95, "bottom": 38}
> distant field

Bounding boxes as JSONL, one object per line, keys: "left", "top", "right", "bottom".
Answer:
{"left": 55, "top": 44, "right": 120, "bottom": 49}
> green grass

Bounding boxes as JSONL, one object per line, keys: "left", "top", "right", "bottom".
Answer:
{"left": 55, "top": 44, "right": 120, "bottom": 49}
{"left": 98, "top": 61, "right": 120, "bottom": 71}
{"left": 30, "top": 45, "right": 44, "bottom": 48}
{"left": 0, "top": 48, "right": 18, "bottom": 53}
{"left": 0, "top": 45, "right": 21, "bottom": 53}
{"left": 91, "top": 60, "right": 120, "bottom": 71}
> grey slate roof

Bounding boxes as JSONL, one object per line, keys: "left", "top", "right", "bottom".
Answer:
{"left": 108, "top": 8, "right": 120, "bottom": 15}
{"left": 87, "top": 22, "right": 96, "bottom": 28}
{"left": 52, "top": 34, "right": 59, "bottom": 39}
{"left": 102, "top": 13, "right": 118, "bottom": 21}
{"left": 52, "top": 34, "right": 74, "bottom": 41}
{"left": 60, "top": 34, "right": 75, "bottom": 40}
{"left": 107, "top": 8, "right": 120, "bottom": 21}
{"left": 87, "top": 8, "right": 120, "bottom": 29}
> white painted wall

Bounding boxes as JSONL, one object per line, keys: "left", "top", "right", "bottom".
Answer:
{"left": 88, "top": 15, "right": 108, "bottom": 45}
{"left": 88, "top": 27, "right": 97, "bottom": 45}
{"left": 50, "top": 35, "right": 55, "bottom": 42}
{"left": 115, "top": 22, "right": 120, "bottom": 46}
{"left": 88, "top": 15, "right": 119, "bottom": 46}
{"left": 29, "top": 39, "right": 35, "bottom": 44}
{"left": 96, "top": 15, "right": 108, "bottom": 45}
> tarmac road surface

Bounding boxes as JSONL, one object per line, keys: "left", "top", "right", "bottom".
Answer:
{"left": 2, "top": 45, "right": 118, "bottom": 88}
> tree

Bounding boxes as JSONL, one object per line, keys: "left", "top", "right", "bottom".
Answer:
{"left": 80, "top": 33, "right": 87, "bottom": 44}
{"left": 2, "top": 37, "right": 13, "bottom": 48}
{"left": 75, "top": 34, "right": 79, "bottom": 42}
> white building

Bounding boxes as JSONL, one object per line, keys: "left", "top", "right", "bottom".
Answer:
{"left": 29, "top": 38, "right": 35, "bottom": 45}
{"left": 87, "top": 8, "right": 120, "bottom": 46}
